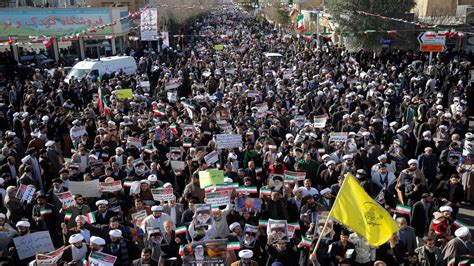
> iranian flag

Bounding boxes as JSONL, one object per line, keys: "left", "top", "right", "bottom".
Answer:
{"left": 387, "top": 30, "right": 397, "bottom": 36}
{"left": 154, "top": 109, "right": 166, "bottom": 117}
{"left": 457, "top": 31, "right": 465, "bottom": 38}
{"left": 447, "top": 257, "right": 455, "bottom": 266}
{"left": 227, "top": 242, "right": 240, "bottom": 250}
{"left": 318, "top": 148, "right": 325, "bottom": 154}
{"left": 204, "top": 185, "right": 214, "bottom": 193}
{"left": 301, "top": 236, "right": 313, "bottom": 247}
{"left": 182, "top": 101, "right": 195, "bottom": 111}
{"left": 43, "top": 37, "right": 55, "bottom": 47}
{"left": 255, "top": 167, "right": 263, "bottom": 174}
{"left": 182, "top": 141, "right": 192, "bottom": 148}
{"left": 212, "top": 206, "right": 221, "bottom": 215}
{"left": 236, "top": 186, "right": 258, "bottom": 194}
{"left": 40, "top": 209, "right": 52, "bottom": 216}
{"left": 425, "top": 31, "right": 436, "bottom": 37}
{"left": 297, "top": 14, "right": 305, "bottom": 31}
{"left": 260, "top": 188, "right": 271, "bottom": 196}
{"left": 321, "top": 33, "right": 332, "bottom": 40}
{"left": 345, "top": 249, "right": 355, "bottom": 259}
{"left": 284, "top": 176, "right": 295, "bottom": 185}
{"left": 453, "top": 219, "right": 467, "bottom": 228}
{"left": 395, "top": 204, "right": 411, "bottom": 215}
{"left": 258, "top": 220, "right": 268, "bottom": 227}
{"left": 175, "top": 226, "right": 187, "bottom": 235}
{"left": 227, "top": 183, "right": 239, "bottom": 188}
{"left": 265, "top": 34, "right": 273, "bottom": 40}
{"left": 302, "top": 34, "right": 313, "bottom": 41}
{"left": 178, "top": 245, "right": 185, "bottom": 256}
{"left": 458, "top": 259, "right": 469, "bottom": 266}
{"left": 123, "top": 180, "right": 134, "bottom": 187}
{"left": 169, "top": 123, "right": 178, "bottom": 135}
{"left": 245, "top": 130, "right": 254, "bottom": 139}
{"left": 143, "top": 146, "right": 157, "bottom": 155}
{"left": 288, "top": 222, "right": 300, "bottom": 230}
{"left": 64, "top": 212, "right": 72, "bottom": 220}
{"left": 86, "top": 212, "right": 96, "bottom": 224}
{"left": 283, "top": 34, "right": 292, "bottom": 41}
{"left": 437, "top": 29, "right": 449, "bottom": 36}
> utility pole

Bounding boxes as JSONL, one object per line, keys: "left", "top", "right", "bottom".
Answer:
{"left": 316, "top": 9, "right": 320, "bottom": 49}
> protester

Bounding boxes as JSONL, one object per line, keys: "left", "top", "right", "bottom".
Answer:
{"left": 414, "top": 235, "right": 444, "bottom": 266}
{"left": 442, "top": 227, "right": 474, "bottom": 263}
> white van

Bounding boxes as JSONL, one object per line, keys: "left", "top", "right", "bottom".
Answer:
{"left": 65, "top": 56, "right": 137, "bottom": 83}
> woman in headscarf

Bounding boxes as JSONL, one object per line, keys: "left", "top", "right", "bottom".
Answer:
{"left": 4, "top": 186, "right": 24, "bottom": 224}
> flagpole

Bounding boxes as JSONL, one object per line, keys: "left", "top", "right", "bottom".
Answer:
{"left": 309, "top": 173, "right": 350, "bottom": 261}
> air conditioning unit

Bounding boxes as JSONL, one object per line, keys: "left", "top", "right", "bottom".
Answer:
{"left": 466, "top": 6, "right": 474, "bottom": 25}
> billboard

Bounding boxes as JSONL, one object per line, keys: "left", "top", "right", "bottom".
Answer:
{"left": 140, "top": 7, "right": 158, "bottom": 41}
{"left": 120, "top": 10, "right": 129, "bottom": 31}
{"left": 0, "top": 9, "right": 113, "bottom": 37}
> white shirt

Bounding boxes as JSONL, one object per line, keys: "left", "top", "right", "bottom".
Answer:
{"left": 141, "top": 213, "right": 172, "bottom": 237}
{"left": 115, "top": 155, "right": 123, "bottom": 168}
{"left": 71, "top": 244, "right": 88, "bottom": 261}
{"left": 79, "top": 229, "right": 91, "bottom": 244}
{"left": 299, "top": 186, "right": 319, "bottom": 197}
{"left": 170, "top": 206, "right": 177, "bottom": 225}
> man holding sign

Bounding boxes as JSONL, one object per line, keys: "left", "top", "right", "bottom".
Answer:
{"left": 183, "top": 172, "right": 206, "bottom": 203}
{"left": 9, "top": 221, "right": 55, "bottom": 265}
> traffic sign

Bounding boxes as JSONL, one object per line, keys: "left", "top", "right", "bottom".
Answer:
{"left": 419, "top": 44, "right": 445, "bottom": 52}
{"left": 417, "top": 32, "right": 446, "bottom": 45}
{"left": 417, "top": 32, "right": 446, "bottom": 52}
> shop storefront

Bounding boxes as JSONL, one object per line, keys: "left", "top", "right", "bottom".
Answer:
{"left": 0, "top": 7, "right": 130, "bottom": 65}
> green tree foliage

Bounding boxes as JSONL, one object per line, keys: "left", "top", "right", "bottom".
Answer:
{"left": 234, "top": 0, "right": 257, "bottom": 13}
{"left": 274, "top": 6, "right": 290, "bottom": 26}
{"left": 326, "top": 0, "right": 418, "bottom": 50}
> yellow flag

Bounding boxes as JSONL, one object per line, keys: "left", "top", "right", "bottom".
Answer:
{"left": 330, "top": 174, "right": 399, "bottom": 246}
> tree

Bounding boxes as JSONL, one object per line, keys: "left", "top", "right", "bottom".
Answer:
{"left": 234, "top": 0, "right": 257, "bottom": 14}
{"left": 274, "top": 5, "right": 290, "bottom": 26}
{"left": 326, "top": 0, "right": 417, "bottom": 50}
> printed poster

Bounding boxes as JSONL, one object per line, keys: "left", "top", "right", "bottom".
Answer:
{"left": 205, "top": 190, "right": 231, "bottom": 207}
{"left": 140, "top": 8, "right": 158, "bottom": 41}
{"left": 99, "top": 181, "right": 122, "bottom": 193}
{"left": 151, "top": 187, "right": 175, "bottom": 201}
{"left": 15, "top": 184, "right": 36, "bottom": 202}
{"left": 241, "top": 224, "right": 258, "bottom": 248}
{"left": 195, "top": 204, "right": 213, "bottom": 227}
{"left": 181, "top": 239, "right": 227, "bottom": 265}
{"left": 89, "top": 251, "right": 117, "bottom": 266}
{"left": 266, "top": 219, "right": 288, "bottom": 243}
{"left": 55, "top": 191, "right": 75, "bottom": 208}
{"left": 236, "top": 197, "right": 261, "bottom": 213}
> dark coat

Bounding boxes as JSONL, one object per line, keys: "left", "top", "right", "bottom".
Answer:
{"left": 328, "top": 240, "right": 357, "bottom": 265}
{"left": 410, "top": 200, "right": 435, "bottom": 237}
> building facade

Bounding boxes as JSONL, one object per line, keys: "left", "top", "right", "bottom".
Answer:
{"left": 0, "top": 7, "right": 130, "bottom": 63}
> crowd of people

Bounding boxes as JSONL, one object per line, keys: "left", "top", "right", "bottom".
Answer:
{"left": 0, "top": 5, "right": 472, "bottom": 266}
